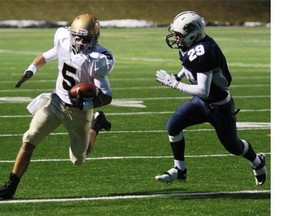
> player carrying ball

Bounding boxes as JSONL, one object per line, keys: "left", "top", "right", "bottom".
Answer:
{"left": 0, "top": 14, "right": 114, "bottom": 199}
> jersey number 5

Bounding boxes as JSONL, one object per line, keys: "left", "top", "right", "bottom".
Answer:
{"left": 62, "top": 63, "right": 77, "bottom": 91}
{"left": 188, "top": 45, "right": 205, "bottom": 62}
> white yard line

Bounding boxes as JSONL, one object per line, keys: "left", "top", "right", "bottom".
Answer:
{"left": 0, "top": 124, "right": 270, "bottom": 138}
{"left": 0, "top": 190, "right": 270, "bottom": 204}
{"left": 0, "top": 153, "right": 271, "bottom": 164}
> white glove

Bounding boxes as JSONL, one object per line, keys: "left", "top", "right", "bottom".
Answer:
{"left": 156, "top": 70, "right": 179, "bottom": 88}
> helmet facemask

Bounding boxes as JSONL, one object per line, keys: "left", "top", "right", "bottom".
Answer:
{"left": 71, "top": 33, "right": 98, "bottom": 54}
{"left": 166, "top": 28, "right": 185, "bottom": 50}
{"left": 70, "top": 14, "right": 100, "bottom": 54}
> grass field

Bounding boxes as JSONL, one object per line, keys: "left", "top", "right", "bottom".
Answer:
{"left": 0, "top": 27, "right": 270, "bottom": 215}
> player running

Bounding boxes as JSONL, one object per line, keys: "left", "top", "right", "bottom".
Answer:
{"left": 155, "top": 11, "right": 267, "bottom": 186}
{"left": 0, "top": 14, "right": 114, "bottom": 199}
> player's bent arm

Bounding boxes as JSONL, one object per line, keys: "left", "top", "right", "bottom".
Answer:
{"left": 15, "top": 53, "right": 50, "bottom": 88}
{"left": 176, "top": 71, "right": 212, "bottom": 97}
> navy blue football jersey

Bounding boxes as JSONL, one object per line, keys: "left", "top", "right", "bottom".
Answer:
{"left": 179, "top": 35, "right": 232, "bottom": 103}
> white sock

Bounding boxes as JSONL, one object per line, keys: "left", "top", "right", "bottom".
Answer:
{"left": 174, "top": 160, "right": 186, "bottom": 171}
{"left": 250, "top": 155, "right": 261, "bottom": 169}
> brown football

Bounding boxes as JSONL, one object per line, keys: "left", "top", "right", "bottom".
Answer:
{"left": 69, "top": 82, "right": 98, "bottom": 99}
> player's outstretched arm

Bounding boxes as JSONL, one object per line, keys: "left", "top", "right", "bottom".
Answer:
{"left": 15, "top": 55, "right": 46, "bottom": 88}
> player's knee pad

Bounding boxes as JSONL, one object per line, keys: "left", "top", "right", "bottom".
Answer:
{"left": 168, "top": 131, "right": 184, "bottom": 143}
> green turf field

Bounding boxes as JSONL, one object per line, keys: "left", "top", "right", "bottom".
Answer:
{"left": 0, "top": 27, "right": 270, "bottom": 215}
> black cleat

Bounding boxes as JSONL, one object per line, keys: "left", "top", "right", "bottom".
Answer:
{"left": 0, "top": 173, "right": 20, "bottom": 199}
{"left": 252, "top": 153, "right": 267, "bottom": 186}
{"left": 91, "top": 110, "right": 111, "bottom": 132}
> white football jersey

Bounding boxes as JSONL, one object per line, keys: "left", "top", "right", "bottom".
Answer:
{"left": 42, "top": 27, "right": 115, "bottom": 105}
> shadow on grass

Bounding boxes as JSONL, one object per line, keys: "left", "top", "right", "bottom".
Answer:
{"left": 179, "top": 191, "right": 270, "bottom": 200}
{"left": 108, "top": 189, "right": 270, "bottom": 200}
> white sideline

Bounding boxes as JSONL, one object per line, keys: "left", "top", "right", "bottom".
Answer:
{"left": 0, "top": 190, "right": 270, "bottom": 204}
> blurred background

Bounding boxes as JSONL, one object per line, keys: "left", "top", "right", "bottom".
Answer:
{"left": 0, "top": 0, "right": 270, "bottom": 25}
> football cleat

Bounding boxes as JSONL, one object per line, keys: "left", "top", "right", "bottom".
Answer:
{"left": 252, "top": 153, "right": 267, "bottom": 186}
{"left": 91, "top": 110, "right": 111, "bottom": 132}
{"left": 0, "top": 173, "right": 20, "bottom": 199}
{"left": 155, "top": 167, "right": 187, "bottom": 183}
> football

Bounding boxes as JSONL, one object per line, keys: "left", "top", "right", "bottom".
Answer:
{"left": 69, "top": 82, "right": 98, "bottom": 99}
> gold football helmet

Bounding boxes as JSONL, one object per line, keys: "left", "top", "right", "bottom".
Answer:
{"left": 70, "top": 14, "right": 100, "bottom": 53}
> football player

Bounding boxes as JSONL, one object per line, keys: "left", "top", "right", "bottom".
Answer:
{"left": 0, "top": 14, "right": 114, "bottom": 199}
{"left": 155, "top": 11, "right": 267, "bottom": 186}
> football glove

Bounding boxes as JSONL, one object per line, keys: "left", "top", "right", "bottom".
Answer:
{"left": 69, "top": 89, "right": 94, "bottom": 110}
{"left": 156, "top": 70, "right": 179, "bottom": 88}
{"left": 15, "top": 70, "right": 34, "bottom": 88}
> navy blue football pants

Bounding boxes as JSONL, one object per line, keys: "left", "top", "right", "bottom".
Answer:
{"left": 166, "top": 96, "right": 244, "bottom": 156}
